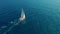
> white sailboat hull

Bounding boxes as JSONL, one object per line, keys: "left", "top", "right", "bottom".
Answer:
{"left": 19, "top": 14, "right": 25, "bottom": 21}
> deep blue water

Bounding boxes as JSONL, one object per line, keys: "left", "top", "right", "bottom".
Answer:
{"left": 0, "top": 0, "right": 60, "bottom": 34}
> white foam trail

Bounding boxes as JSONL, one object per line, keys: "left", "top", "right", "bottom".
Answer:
{"left": 1, "top": 26, "right": 7, "bottom": 29}
{"left": 3, "top": 8, "right": 26, "bottom": 34}
{"left": 10, "top": 21, "right": 14, "bottom": 24}
{"left": 3, "top": 20, "right": 20, "bottom": 34}
{"left": 3, "top": 25, "right": 15, "bottom": 34}
{"left": 3, "top": 19, "right": 26, "bottom": 34}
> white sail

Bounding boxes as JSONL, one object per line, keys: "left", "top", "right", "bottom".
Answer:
{"left": 19, "top": 8, "right": 25, "bottom": 21}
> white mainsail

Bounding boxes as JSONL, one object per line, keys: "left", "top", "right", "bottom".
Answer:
{"left": 19, "top": 8, "right": 25, "bottom": 21}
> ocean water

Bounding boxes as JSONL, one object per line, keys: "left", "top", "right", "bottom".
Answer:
{"left": 0, "top": 0, "right": 60, "bottom": 34}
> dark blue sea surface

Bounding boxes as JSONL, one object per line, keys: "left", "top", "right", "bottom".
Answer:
{"left": 0, "top": 0, "right": 60, "bottom": 34}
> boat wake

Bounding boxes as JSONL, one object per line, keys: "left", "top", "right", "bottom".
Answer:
{"left": 0, "top": 8, "right": 26, "bottom": 34}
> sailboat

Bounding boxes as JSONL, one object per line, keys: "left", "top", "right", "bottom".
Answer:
{"left": 14, "top": 8, "right": 26, "bottom": 25}
{"left": 19, "top": 8, "right": 26, "bottom": 22}
{"left": 11, "top": 8, "right": 26, "bottom": 25}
